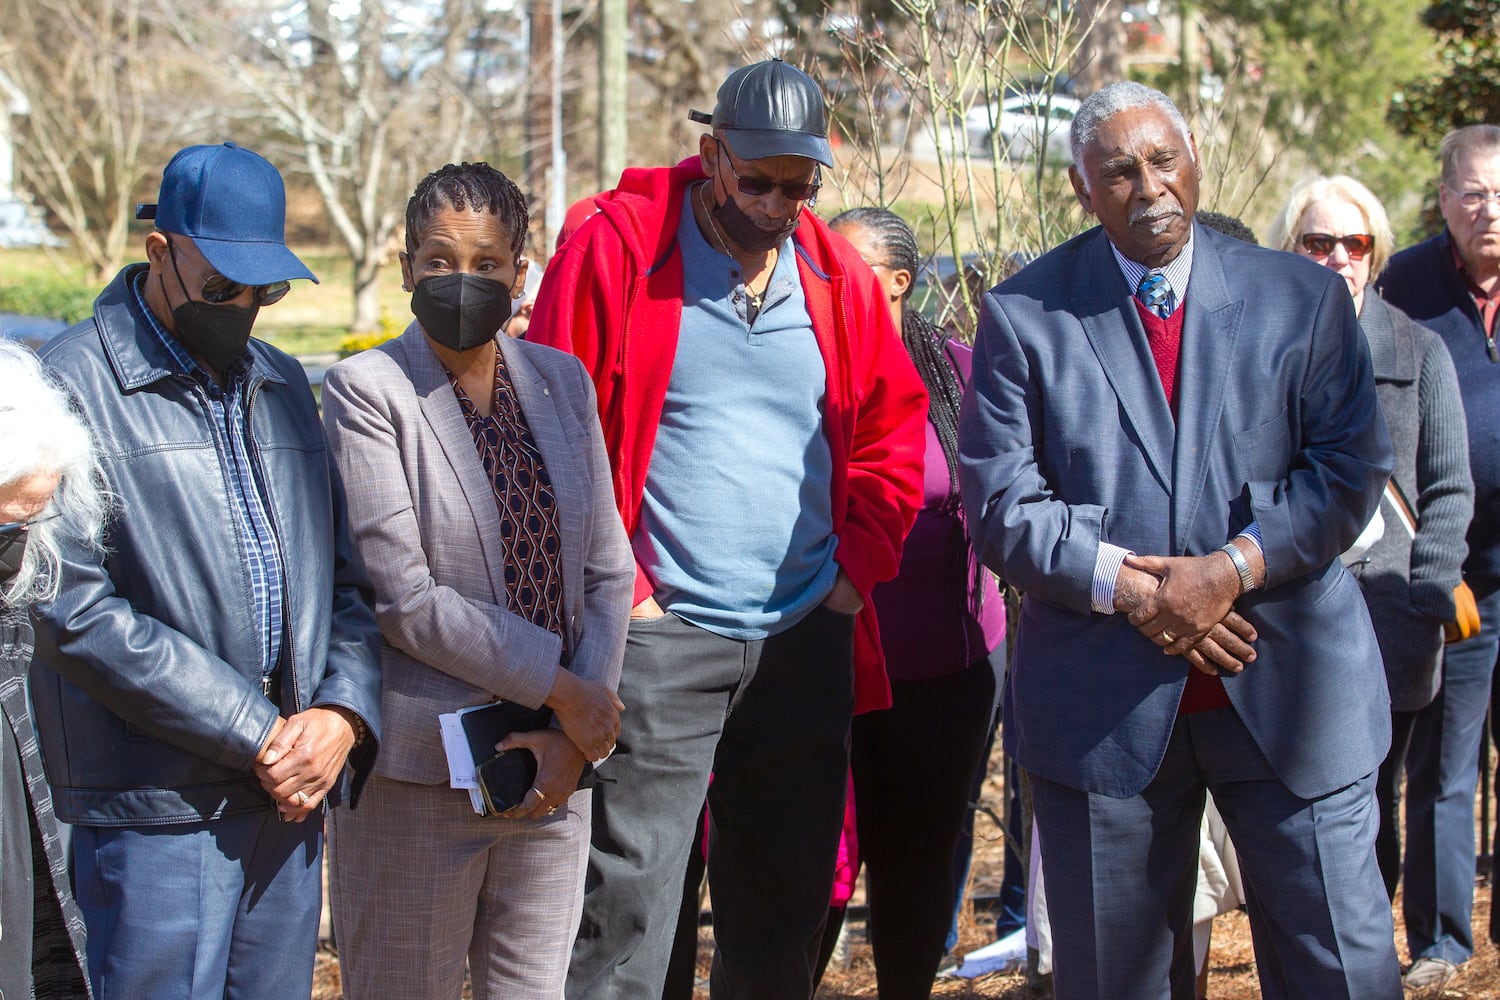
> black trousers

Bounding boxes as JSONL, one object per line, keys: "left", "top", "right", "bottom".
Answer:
{"left": 815, "top": 656, "right": 997, "bottom": 998}
{"left": 1376, "top": 709, "right": 1419, "bottom": 900}
{"left": 662, "top": 805, "right": 709, "bottom": 1000}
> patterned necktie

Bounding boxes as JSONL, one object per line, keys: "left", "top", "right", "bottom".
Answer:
{"left": 1137, "top": 272, "right": 1172, "bottom": 318}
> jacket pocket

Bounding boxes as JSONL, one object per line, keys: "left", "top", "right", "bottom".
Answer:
{"left": 1238, "top": 407, "right": 1292, "bottom": 482}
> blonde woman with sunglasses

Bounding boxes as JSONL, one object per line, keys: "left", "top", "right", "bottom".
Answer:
{"left": 1269, "top": 175, "right": 1474, "bottom": 929}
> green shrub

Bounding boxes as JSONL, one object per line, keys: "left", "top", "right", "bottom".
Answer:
{"left": 0, "top": 276, "right": 96, "bottom": 324}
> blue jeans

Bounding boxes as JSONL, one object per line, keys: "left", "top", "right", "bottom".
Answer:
{"left": 1402, "top": 585, "right": 1500, "bottom": 965}
{"left": 73, "top": 808, "right": 323, "bottom": 1000}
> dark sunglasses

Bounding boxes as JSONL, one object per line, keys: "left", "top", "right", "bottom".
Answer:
{"left": 167, "top": 239, "right": 291, "bottom": 306}
{"left": 715, "top": 139, "right": 821, "bottom": 202}
{"left": 1299, "top": 232, "right": 1374, "bottom": 260}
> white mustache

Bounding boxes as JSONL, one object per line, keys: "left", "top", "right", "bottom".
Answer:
{"left": 1130, "top": 205, "right": 1183, "bottom": 225}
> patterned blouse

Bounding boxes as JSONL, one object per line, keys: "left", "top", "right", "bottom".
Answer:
{"left": 447, "top": 352, "right": 565, "bottom": 644}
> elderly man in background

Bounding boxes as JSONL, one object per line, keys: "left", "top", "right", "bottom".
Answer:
{"left": 529, "top": 58, "right": 927, "bottom": 1000}
{"left": 0, "top": 340, "right": 106, "bottom": 1000}
{"left": 1376, "top": 124, "right": 1500, "bottom": 988}
{"left": 29, "top": 142, "right": 383, "bottom": 1000}
{"left": 959, "top": 81, "right": 1400, "bottom": 998}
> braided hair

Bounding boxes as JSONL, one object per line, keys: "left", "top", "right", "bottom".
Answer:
{"left": 405, "top": 162, "right": 530, "bottom": 258}
{"left": 830, "top": 207, "right": 965, "bottom": 511}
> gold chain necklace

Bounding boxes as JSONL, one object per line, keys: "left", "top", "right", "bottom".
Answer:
{"left": 697, "top": 182, "right": 774, "bottom": 312}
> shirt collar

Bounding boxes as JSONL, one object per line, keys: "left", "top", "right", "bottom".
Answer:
{"left": 1110, "top": 227, "right": 1194, "bottom": 316}
{"left": 1449, "top": 236, "right": 1497, "bottom": 302}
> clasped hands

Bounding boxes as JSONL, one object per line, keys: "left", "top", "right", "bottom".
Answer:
{"left": 1113, "top": 549, "right": 1260, "bottom": 676}
{"left": 490, "top": 666, "right": 627, "bottom": 822}
{"left": 255, "top": 705, "right": 362, "bottom": 822}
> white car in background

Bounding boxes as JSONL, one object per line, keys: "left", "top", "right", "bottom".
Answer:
{"left": 965, "top": 93, "right": 1080, "bottom": 164}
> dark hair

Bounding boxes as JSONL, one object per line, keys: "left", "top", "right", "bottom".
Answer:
{"left": 1194, "top": 210, "right": 1258, "bottom": 246}
{"left": 405, "top": 162, "right": 529, "bottom": 258}
{"left": 829, "top": 207, "right": 964, "bottom": 511}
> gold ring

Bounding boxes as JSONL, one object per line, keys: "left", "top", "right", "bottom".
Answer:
{"left": 295, "top": 790, "right": 309, "bottom": 806}
{"left": 1161, "top": 631, "right": 1176, "bottom": 644}
{"left": 547, "top": 805, "right": 560, "bottom": 816}
{"left": 532, "top": 787, "right": 546, "bottom": 802}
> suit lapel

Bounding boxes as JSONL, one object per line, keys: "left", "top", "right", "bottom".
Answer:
{"left": 1077, "top": 233, "right": 1175, "bottom": 491}
{"left": 1171, "top": 233, "right": 1243, "bottom": 554}
{"left": 498, "top": 334, "right": 586, "bottom": 659}
{"left": 404, "top": 325, "right": 512, "bottom": 605}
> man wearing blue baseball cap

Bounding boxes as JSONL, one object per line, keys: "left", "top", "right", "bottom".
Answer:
{"left": 29, "top": 142, "right": 383, "bottom": 999}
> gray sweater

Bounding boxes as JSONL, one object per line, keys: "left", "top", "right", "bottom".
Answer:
{"left": 1351, "top": 295, "right": 1473, "bottom": 712}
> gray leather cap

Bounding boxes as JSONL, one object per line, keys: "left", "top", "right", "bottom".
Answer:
{"left": 688, "top": 59, "right": 833, "bottom": 166}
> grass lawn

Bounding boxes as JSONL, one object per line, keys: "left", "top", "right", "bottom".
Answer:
{"left": 254, "top": 252, "right": 413, "bottom": 356}
{"left": 0, "top": 246, "right": 414, "bottom": 359}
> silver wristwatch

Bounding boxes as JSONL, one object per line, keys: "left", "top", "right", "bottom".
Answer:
{"left": 1221, "top": 542, "right": 1256, "bottom": 595}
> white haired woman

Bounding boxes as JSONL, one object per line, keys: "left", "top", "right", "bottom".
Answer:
{"left": 1268, "top": 176, "right": 1474, "bottom": 906}
{"left": 0, "top": 338, "right": 107, "bottom": 999}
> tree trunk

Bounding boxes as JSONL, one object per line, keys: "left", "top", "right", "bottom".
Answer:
{"left": 598, "top": 0, "right": 627, "bottom": 191}
{"left": 526, "top": 0, "right": 555, "bottom": 249}
{"left": 1071, "top": 0, "right": 1126, "bottom": 96}
{"left": 351, "top": 253, "right": 383, "bottom": 334}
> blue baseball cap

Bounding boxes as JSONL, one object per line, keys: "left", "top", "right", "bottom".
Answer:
{"left": 135, "top": 143, "right": 318, "bottom": 286}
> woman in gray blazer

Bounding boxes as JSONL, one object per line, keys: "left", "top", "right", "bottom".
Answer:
{"left": 1270, "top": 175, "right": 1473, "bottom": 902}
{"left": 321, "top": 162, "right": 634, "bottom": 1000}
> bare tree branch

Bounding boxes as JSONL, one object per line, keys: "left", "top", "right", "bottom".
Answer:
{"left": 185, "top": 0, "right": 510, "bottom": 332}
{"left": 0, "top": 0, "right": 209, "bottom": 281}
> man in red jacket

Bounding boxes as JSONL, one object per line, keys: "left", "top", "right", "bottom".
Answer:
{"left": 529, "top": 58, "right": 927, "bottom": 1000}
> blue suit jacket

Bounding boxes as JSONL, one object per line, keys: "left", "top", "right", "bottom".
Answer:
{"left": 1377, "top": 230, "right": 1500, "bottom": 583}
{"left": 958, "top": 225, "right": 1394, "bottom": 800}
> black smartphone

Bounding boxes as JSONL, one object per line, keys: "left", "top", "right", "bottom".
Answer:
{"left": 476, "top": 748, "right": 538, "bottom": 815}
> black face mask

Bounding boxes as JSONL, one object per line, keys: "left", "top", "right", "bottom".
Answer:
{"left": 161, "top": 250, "right": 257, "bottom": 374}
{"left": 411, "top": 273, "right": 514, "bottom": 352}
{"left": 710, "top": 172, "right": 800, "bottom": 254}
{"left": 0, "top": 530, "right": 27, "bottom": 593}
{"left": 170, "top": 299, "right": 258, "bottom": 374}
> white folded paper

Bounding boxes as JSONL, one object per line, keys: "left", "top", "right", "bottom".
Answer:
{"left": 438, "top": 711, "right": 486, "bottom": 814}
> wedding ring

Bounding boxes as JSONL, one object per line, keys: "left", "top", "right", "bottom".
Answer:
{"left": 532, "top": 787, "right": 546, "bottom": 802}
{"left": 547, "top": 805, "right": 560, "bottom": 816}
{"left": 295, "top": 790, "right": 309, "bottom": 806}
{"left": 1161, "top": 631, "right": 1176, "bottom": 644}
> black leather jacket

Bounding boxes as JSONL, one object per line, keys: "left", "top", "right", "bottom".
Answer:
{"left": 30, "top": 264, "right": 382, "bottom": 826}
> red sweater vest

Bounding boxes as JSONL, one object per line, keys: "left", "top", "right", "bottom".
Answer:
{"left": 1133, "top": 299, "right": 1231, "bottom": 714}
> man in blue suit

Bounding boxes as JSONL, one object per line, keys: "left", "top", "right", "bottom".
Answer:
{"left": 1376, "top": 124, "right": 1500, "bottom": 989}
{"left": 958, "top": 82, "right": 1401, "bottom": 999}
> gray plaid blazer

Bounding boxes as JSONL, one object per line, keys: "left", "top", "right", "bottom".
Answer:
{"left": 321, "top": 324, "right": 633, "bottom": 784}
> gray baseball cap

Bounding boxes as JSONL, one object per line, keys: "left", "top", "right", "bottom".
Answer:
{"left": 689, "top": 59, "right": 833, "bottom": 166}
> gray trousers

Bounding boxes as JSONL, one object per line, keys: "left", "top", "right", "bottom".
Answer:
{"left": 329, "top": 777, "right": 591, "bottom": 1000}
{"left": 566, "top": 607, "right": 856, "bottom": 1000}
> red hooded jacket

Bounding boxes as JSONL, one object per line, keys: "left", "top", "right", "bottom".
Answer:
{"left": 528, "top": 158, "right": 927, "bottom": 713}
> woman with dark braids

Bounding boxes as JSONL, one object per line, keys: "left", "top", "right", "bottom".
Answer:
{"left": 817, "top": 208, "right": 1006, "bottom": 997}
{"left": 320, "top": 162, "right": 634, "bottom": 999}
